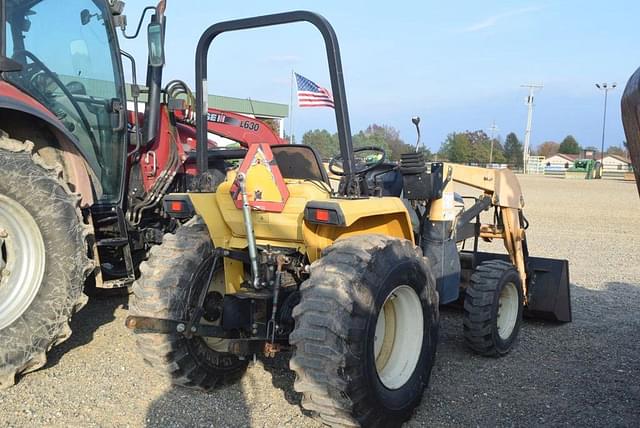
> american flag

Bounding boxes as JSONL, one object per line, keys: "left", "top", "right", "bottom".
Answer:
{"left": 295, "top": 73, "right": 334, "bottom": 108}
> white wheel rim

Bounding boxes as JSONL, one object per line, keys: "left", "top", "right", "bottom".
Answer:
{"left": 497, "top": 282, "right": 519, "bottom": 340}
{"left": 0, "top": 195, "right": 46, "bottom": 330}
{"left": 374, "top": 285, "right": 423, "bottom": 390}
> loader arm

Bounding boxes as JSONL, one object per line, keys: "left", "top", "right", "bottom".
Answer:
{"left": 429, "top": 163, "right": 529, "bottom": 297}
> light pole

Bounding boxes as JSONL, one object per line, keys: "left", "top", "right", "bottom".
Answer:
{"left": 488, "top": 121, "right": 498, "bottom": 165}
{"left": 595, "top": 82, "right": 616, "bottom": 166}
{"left": 521, "top": 83, "right": 543, "bottom": 174}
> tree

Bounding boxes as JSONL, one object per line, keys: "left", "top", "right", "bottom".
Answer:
{"left": 283, "top": 132, "right": 296, "bottom": 144}
{"left": 439, "top": 132, "right": 471, "bottom": 163}
{"left": 558, "top": 135, "right": 581, "bottom": 154}
{"left": 503, "top": 132, "right": 523, "bottom": 167}
{"left": 607, "top": 145, "right": 627, "bottom": 157}
{"left": 439, "top": 130, "right": 505, "bottom": 164}
{"left": 537, "top": 141, "right": 559, "bottom": 158}
{"left": 352, "top": 124, "right": 416, "bottom": 161}
{"left": 302, "top": 129, "right": 338, "bottom": 159}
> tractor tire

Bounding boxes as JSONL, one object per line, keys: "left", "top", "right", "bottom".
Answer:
{"left": 130, "top": 217, "right": 248, "bottom": 390}
{"left": 0, "top": 134, "right": 92, "bottom": 388}
{"left": 463, "top": 260, "right": 523, "bottom": 356}
{"left": 290, "top": 235, "right": 439, "bottom": 428}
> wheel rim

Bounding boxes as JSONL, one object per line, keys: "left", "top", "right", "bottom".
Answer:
{"left": 201, "top": 268, "right": 228, "bottom": 352}
{"left": 373, "top": 285, "right": 423, "bottom": 390}
{"left": 0, "top": 195, "right": 46, "bottom": 330}
{"left": 497, "top": 282, "right": 519, "bottom": 340}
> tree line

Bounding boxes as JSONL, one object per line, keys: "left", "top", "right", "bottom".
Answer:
{"left": 301, "top": 124, "right": 430, "bottom": 161}
{"left": 300, "top": 125, "right": 628, "bottom": 166}
{"left": 536, "top": 135, "right": 628, "bottom": 158}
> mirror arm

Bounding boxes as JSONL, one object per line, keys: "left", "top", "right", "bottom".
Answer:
{"left": 121, "top": 6, "right": 156, "bottom": 39}
{"left": 121, "top": 49, "right": 142, "bottom": 158}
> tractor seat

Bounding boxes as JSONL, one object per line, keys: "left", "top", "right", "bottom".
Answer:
{"left": 364, "top": 164, "right": 403, "bottom": 197}
{"left": 271, "top": 144, "right": 330, "bottom": 185}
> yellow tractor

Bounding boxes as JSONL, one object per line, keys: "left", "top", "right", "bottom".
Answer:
{"left": 126, "top": 11, "right": 571, "bottom": 427}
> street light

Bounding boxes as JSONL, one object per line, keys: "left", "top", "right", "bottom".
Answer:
{"left": 596, "top": 82, "right": 616, "bottom": 166}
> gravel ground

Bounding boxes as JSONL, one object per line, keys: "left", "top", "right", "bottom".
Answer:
{"left": 1, "top": 175, "right": 639, "bottom": 427}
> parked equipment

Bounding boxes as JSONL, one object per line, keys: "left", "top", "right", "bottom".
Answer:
{"left": 565, "top": 159, "right": 602, "bottom": 179}
{"left": 126, "top": 11, "right": 571, "bottom": 427}
{"left": 0, "top": 0, "right": 285, "bottom": 387}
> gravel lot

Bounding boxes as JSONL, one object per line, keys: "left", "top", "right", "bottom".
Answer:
{"left": 1, "top": 175, "right": 638, "bottom": 427}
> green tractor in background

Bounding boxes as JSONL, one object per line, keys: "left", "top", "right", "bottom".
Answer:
{"left": 565, "top": 159, "right": 602, "bottom": 179}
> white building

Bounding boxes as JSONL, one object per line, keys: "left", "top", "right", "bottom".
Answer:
{"left": 543, "top": 153, "right": 577, "bottom": 175}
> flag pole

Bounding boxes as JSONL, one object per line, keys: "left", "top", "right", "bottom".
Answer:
{"left": 289, "top": 70, "right": 295, "bottom": 144}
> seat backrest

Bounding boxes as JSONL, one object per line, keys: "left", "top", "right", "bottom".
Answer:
{"left": 271, "top": 144, "right": 330, "bottom": 184}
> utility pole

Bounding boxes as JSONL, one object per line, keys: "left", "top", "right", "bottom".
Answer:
{"left": 595, "top": 82, "right": 616, "bottom": 166}
{"left": 521, "top": 83, "right": 543, "bottom": 173}
{"left": 488, "top": 120, "right": 498, "bottom": 165}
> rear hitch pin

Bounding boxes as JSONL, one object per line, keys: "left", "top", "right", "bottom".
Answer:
{"left": 237, "top": 173, "right": 261, "bottom": 288}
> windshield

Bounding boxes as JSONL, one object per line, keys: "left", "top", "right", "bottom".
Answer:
{"left": 4, "top": 0, "right": 126, "bottom": 202}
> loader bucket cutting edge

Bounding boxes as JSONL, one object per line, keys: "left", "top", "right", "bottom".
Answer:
{"left": 470, "top": 252, "right": 571, "bottom": 323}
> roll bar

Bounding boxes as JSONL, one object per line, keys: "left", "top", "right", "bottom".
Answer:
{"left": 195, "top": 11, "right": 356, "bottom": 194}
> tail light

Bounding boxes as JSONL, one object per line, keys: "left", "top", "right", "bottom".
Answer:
{"left": 163, "top": 195, "right": 195, "bottom": 219}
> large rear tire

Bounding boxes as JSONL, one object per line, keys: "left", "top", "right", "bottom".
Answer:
{"left": 463, "top": 260, "right": 523, "bottom": 356}
{"left": 0, "top": 134, "right": 92, "bottom": 388}
{"left": 130, "top": 217, "right": 248, "bottom": 390}
{"left": 290, "top": 235, "right": 439, "bottom": 427}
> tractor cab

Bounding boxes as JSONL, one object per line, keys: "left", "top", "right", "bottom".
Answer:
{"left": 1, "top": 0, "right": 128, "bottom": 202}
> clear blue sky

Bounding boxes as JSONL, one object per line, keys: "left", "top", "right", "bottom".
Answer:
{"left": 120, "top": 0, "right": 638, "bottom": 153}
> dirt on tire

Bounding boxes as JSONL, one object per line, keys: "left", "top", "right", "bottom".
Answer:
{"left": 130, "top": 217, "right": 248, "bottom": 390}
{"left": 290, "top": 234, "right": 439, "bottom": 427}
{"left": 0, "top": 132, "right": 92, "bottom": 388}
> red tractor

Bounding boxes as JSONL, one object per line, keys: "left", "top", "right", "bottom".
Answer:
{"left": 0, "top": 0, "right": 284, "bottom": 387}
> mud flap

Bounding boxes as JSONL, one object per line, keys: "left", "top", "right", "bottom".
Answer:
{"left": 468, "top": 251, "right": 571, "bottom": 322}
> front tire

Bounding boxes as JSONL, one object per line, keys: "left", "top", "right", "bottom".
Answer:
{"left": 290, "top": 235, "right": 439, "bottom": 427}
{"left": 463, "top": 260, "right": 524, "bottom": 356}
{"left": 130, "top": 217, "right": 248, "bottom": 390}
{"left": 0, "top": 135, "right": 92, "bottom": 388}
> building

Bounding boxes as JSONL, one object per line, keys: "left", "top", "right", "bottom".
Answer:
{"left": 601, "top": 154, "right": 632, "bottom": 172}
{"left": 543, "top": 153, "right": 578, "bottom": 174}
{"left": 209, "top": 95, "right": 288, "bottom": 138}
{"left": 124, "top": 83, "right": 289, "bottom": 137}
{"left": 601, "top": 154, "right": 633, "bottom": 179}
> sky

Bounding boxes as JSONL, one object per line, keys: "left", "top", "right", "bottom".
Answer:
{"left": 119, "top": 0, "right": 639, "bottom": 154}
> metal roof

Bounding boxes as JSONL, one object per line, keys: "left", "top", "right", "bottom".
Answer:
{"left": 125, "top": 84, "right": 288, "bottom": 118}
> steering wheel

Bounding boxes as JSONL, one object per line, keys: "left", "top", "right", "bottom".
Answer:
{"left": 328, "top": 146, "right": 387, "bottom": 176}
{"left": 14, "top": 50, "right": 100, "bottom": 153}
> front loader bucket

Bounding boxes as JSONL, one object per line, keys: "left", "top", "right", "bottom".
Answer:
{"left": 524, "top": 256, "right": 571, "bottom": 322}
{"left": 470, "top": 252, "right": 571, "bottom": 322}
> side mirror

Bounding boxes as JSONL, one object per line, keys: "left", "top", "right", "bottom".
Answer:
{"left": 147, "top": 22, "right": 165, "bottom": 67}
{"left": 81, "top": 9, "right": 91, "bottom": 25}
